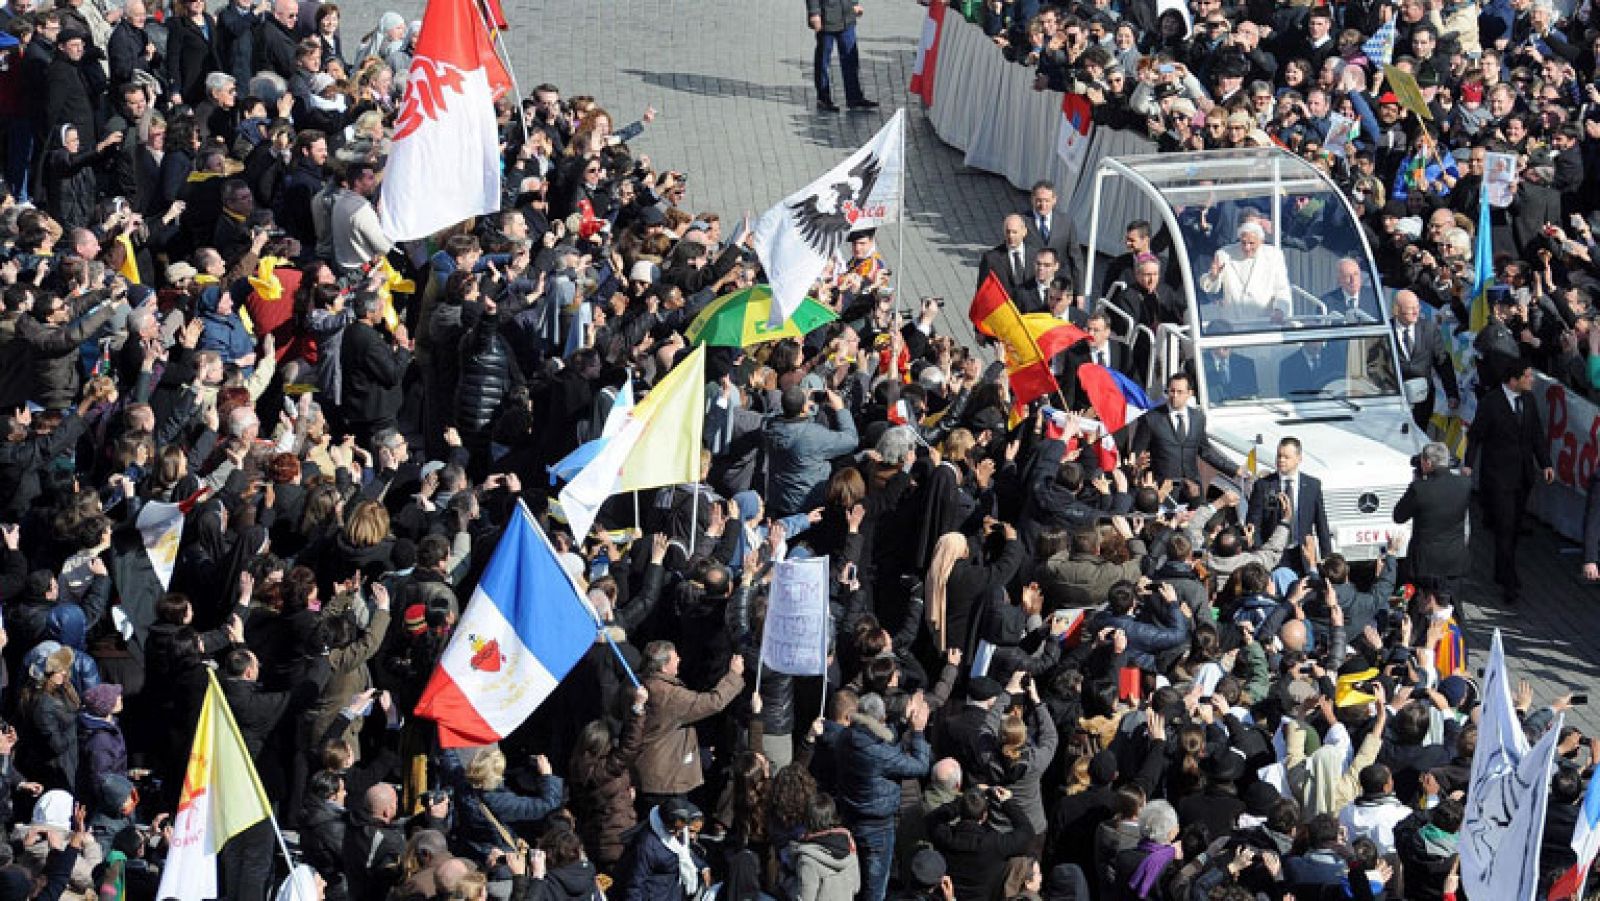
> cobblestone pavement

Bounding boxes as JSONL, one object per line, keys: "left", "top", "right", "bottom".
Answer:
{"left": 349, "top": 0, "right": 1600, "bottom": 732}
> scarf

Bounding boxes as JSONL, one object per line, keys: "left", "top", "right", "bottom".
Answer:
{"left": 1129, "top": 839, "right": 1176, "bottom": 900}
{"left": 649, "top": 805, "right": 699, "bottom": 896}
{"left": 924, "top": 533, "right": 967, "bottom": 650}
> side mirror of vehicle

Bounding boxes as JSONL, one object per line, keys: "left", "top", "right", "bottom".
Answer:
{"left": 1403, "top": 378, "right": 1430, "bottom": 406}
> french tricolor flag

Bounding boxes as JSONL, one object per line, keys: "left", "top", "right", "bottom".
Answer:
{"left": 415, "top": 503, "right": 597, "bottom": 748}
{"left": 1076, "top": 363, "right": 1154, "bottom": 470}
{"left": 1550, "top": 765, "right": 1600, "bottom": 900}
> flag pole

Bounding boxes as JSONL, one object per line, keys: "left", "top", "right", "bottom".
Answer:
{"left": 520, "top": 499, "right": 644, "bottom": 689}
{"left": 206, "top": 670, "right": 307, "bottom": 901}
{"left": 470, "top": 0, "right": 529, "bottom": 145}
{"left": 894, "top": 108, "right": 908, "bottom": 319}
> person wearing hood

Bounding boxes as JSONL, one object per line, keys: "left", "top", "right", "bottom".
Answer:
{"left": 356, "top": 11, "right": 411, "bottom": 78}
{"left": 18, "top": 643, "right": 82, "bottom": 791}
{"left": 789, "top": 793, "right": 861, "bottom": 901}
{"left": 86, "top": 772, "right": 136, "bottom": 850}
{"left": 617, "top": 797, "right": 708, "bottom": 901}
{"left": 44, "top": 600, "right": 105, "bottom": 695}
{"left": 76, "top": 682, "right": 127, "bottom": 801}
{"left": 923, "top": 526, "right": 1026, "bottom": 659}
{"left": 195, "top": 280, "right": 258, "bottom": 370}
{"left": 13, "top": 788, "right": 100, "bottom": 892}
{"left": 837, "top": 691, "right": 931, "bottom": 901}
{"left": 42, "top": 124, "right": 121, "bottom": 230}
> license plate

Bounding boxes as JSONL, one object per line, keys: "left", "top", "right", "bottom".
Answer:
{"left": 1336, "top": 524, "right": 1411, "bottom": 549}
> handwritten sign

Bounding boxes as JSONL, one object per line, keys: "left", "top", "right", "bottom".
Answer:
{"left": 760, "top": 556, "right": 830, "bottom": 676}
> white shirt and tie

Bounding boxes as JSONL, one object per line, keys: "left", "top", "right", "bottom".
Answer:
{"left": 1397, "top": 322, "right": 1415, "bottom": 361}
{"left": 1280, "top": 470, "right": 1302, "bottom": 539}
{"left": 1090, "top": 343, "right": 1111, "bottom": 369}
{"left": 1170, "top": 406, "right": 1189, "bottom": 442}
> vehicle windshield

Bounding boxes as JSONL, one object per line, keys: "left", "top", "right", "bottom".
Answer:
{"left": 1199, "top": 335, "right": 1401, "bottom": 407}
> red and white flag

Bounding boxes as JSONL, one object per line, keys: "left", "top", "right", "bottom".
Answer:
{"left": 378, "top": 0, "right": 503, "bottom": 241}
{"left": 1057, "top": 93, "right": 1093, "bottom": 178}
{"left": 909, "top": 0, "right": 946, "bottom": 107}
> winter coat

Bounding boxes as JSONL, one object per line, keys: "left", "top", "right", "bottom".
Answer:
{"left": 618, "top": 816, "right": 705, "bottom": 901}
{"left": 196, "top": 286, "right": 256, "bottom": 365}
{"left": 339, "top": 320, "right": 409, "bottom": 425}
{"left": 340, "top": 805, "right": 405, "bottom": 901}
{"left": 44, "top": 53, "right": 96, "bottom": 147}
{"left": 636, "top": 668, "right": 743, "bottom": 796}
{"left": 42, "top": 143, "right": 106, "bottom": 230}
{"left": 525, "top": 860, "right": 602, "bottom": 901}
{"left": 762, "top": 411, "right": 859, "bottom": 517}
{"left": 983, "top": 705, "right": 1058, "bottom": 833}
{"left": 164, "top": 14, "right": 219, "bottom": 104}
{"left": 569, "top": 706, "right": 646, "bottom": 868}
{"left": 25, "top": 691, "right": 78, "bottom": 791}
{"left": 77, "top": 714, "right": 126, "bottom": 794}
{"left": 928, "top": 797, "right": 1038, "bottom": 901}
{"left": 252, "top": 14, "right": 297, "bottom": 78}
{"left": 791, "top": 829, "right": 861, "bottom": 901}
{"left": 837, "top": 712, "right": 931, "bottom": 822}
{"left": 1040, "top": 544, "right": 1146, "bottom": 610}
{"left": 446, "top": 757, "right": 564, "bottom": 861}
{"left": 19, "top": 296, "right": 116, "bottom": 409}
{"left": 304, "top": 608, "right": 389, "bottom": 748}
{"left": 454, "top": 306, "right": 517, "bottom": 437}
{"left": 299, "top": 797, "right": 350, "bottom": 900}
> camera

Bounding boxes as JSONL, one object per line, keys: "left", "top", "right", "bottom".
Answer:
{"left": 421, "top": 787, "right": 452, "bottom": 809}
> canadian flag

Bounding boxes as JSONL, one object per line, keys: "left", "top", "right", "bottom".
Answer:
{"left": 909, "top": 0, "right": 946, "bottom": 107}
{"left": 378, "top": 0, "right": 504, "bottom": 241}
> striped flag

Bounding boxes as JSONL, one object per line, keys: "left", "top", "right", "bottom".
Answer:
{"left": 968, "top": 272, "right": 1085, "bottom": 420}
{"left": 1550, "top": 765, "right": 1600, "bottom": 900}
{"left": 414, "top": 503, "right": 598, "bottom": 747}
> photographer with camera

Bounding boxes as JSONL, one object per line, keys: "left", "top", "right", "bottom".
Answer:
{"left": 1394, "top": 442, "right": 1470, "bottom": 590}
{"left": 928, "top": 783, "right": 1036, "bottom": 901}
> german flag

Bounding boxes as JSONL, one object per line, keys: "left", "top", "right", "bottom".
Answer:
{"left": 968, "top": 272, "right": 1086, "bottom": 419}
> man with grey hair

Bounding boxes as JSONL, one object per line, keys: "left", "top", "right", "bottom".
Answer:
{"left": 1394, "top": 440, "right": 1470, "bottom": 588}
{"left": 839, "top": 691, "right": 930, "bottom": 901}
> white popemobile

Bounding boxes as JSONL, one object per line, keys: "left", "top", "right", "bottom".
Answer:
{"left": 1082, "top": 148, "right": 1428, "bottom": 561}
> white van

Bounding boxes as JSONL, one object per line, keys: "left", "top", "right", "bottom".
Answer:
{"left": 1081, "top": 148, "right": 1427, "bottom": 561}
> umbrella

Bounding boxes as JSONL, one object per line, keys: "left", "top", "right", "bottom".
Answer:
{"left": 685, "top": 285, "right": 839, "bottom": 347}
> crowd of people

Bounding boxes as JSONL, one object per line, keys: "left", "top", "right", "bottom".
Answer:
{"left": 0, "top": 0, "right": 1584, "bottom": 899}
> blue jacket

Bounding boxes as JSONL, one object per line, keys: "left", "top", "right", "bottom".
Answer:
{"left": 620, "top": 820, "right": 706, "bottom": 901}
{"left": 837, "top": 714, "right": 930, "bottom": 822}
{"left": 444, "top": 750, "right": 564, "bottom": 862}
{"left": 196, "top": 286, "right": 255, "bottom": 365}
{"left": 1093, "top": 601, "right": 1190, "bottom": 671}
{"left": 762, "top": 410, "right": 859, "bottom": 517}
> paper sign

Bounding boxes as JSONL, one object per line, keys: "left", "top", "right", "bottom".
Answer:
{"left": 759, "top": 556, "right": 830, "bottom": 676}
{"left": 1324, "top": 113, "right": 1358, "bottom": 158}
{"left": 1485, "top": 152, "right": 1516, "bottom": 208}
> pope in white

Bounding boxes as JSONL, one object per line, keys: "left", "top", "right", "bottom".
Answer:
{"left": 1200, "top": 221, "right": 1292, "bottom": 322}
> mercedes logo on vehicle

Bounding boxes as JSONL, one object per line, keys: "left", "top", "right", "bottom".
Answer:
{"left": 1357, "top": 492, "right": 1380, "bottom": 514}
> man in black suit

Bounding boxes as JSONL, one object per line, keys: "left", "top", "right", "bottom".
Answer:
{"left": 1318, "top": 257, "right": 1380, "bottom": 323}
{"left": 1246, "top": 437, "right": 1331, "bottom": 573}
{"left": 1203, "top": 345, "right": 1260, "bottom": 403}
{"left": 1393, "top": 441, "right": 1471, "bottom": 589}
{"left": 976, "top": 214, "right": 1036, "bottom": 300}
{"left": 1278, "top": 341, "right": 1344, "bottom": 397}
{"left": 1107, "top": 254, "right": 1185, "bottom": 330}
{"left": 1391, "top": 290, "right": 1460, "bottom": 428}
{"left": 1024, "top": 180, "right": 1083, "bottom": 306}
{"left": 1015, "top": 247, "right": 1062, "bottom": 314}
{"left": 1064, "top": 312, "right": 1133, "bottom": 405}
{"left": 1552, "top": 125, "right": 1585, "bottom": 219}
{"left": 1130, "top": 372, "right": 1245, "bottom": 492}
{"left": 1465, "top": 360, "right": 1554, "bottom": 604}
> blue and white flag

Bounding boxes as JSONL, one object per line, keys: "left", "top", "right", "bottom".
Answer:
{"left": 1363, "top": 18, "right": 1397, "bottom": 67}
{"left": 414, "top": 502, "right": 598, "bottom": 748}
{"left": 547, "top": 375, "right": 635, "bottom": 485}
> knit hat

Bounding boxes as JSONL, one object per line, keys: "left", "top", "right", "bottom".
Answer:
{"left": 1205, "top": 748, "right": 1247, "bottom": 782}
{"left": 909, "top": 848, "right": 947, "bottom": 887}
{"left": 1460, "top": 82, "right": 1484, "bottom": 103}
{"left": 1089, "top": 750, "right": 1120, "bottom": 784}
{"left": 403, "top": 603, "right": 429, "bottom": 636}
{"left": 1438, "top": 675, "right": 1471, "bottom": 709}
{"left": 166, "top": 261, "right": 199, "bottom": 283}
{"left": 83, "top": 683, "right": 122, "bottom": 718}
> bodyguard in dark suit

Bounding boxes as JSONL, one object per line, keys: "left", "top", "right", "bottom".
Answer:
{"left": 1015, "top": 248, "right": 1063, "bottom": 314}
{"left": 1024, "top": 180, "right": 1083, "bottom": 303}
{"left": 1465, "top": 360, "right": 1554, "bottom": 604}
{"left": 1278, "top": 341, "right": 1344, "bottom": 397}
{"left": 1203, "top": 346, "right": 1260, "bottom": 403}
{"left": 1394, "top": 442, "right": 1472, "bottom": 588}
{"left": 1390, "top": 290, "right": 1460, "bottom": 428}
{"left": 1064, "top": 312, "right": 1135, "bottom": 406}
{"left": 976, "top": 214, "right": 1037, "bottom": 301}
{"left": 1246, "top": 437, "right": 1332, "bottom": 573}
{"left": 1130, "top": 373, "right": 1244, "bottom": 488}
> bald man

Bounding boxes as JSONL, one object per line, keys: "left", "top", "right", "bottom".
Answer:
{"left": 977, "top": 214, "right": 1038, "bottom": 301}
{"left": 343, "top": 783, "right": 405, "bottom": 901}
{"left": 1389, "top": 290, "right": 1459, "bottom": 428}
